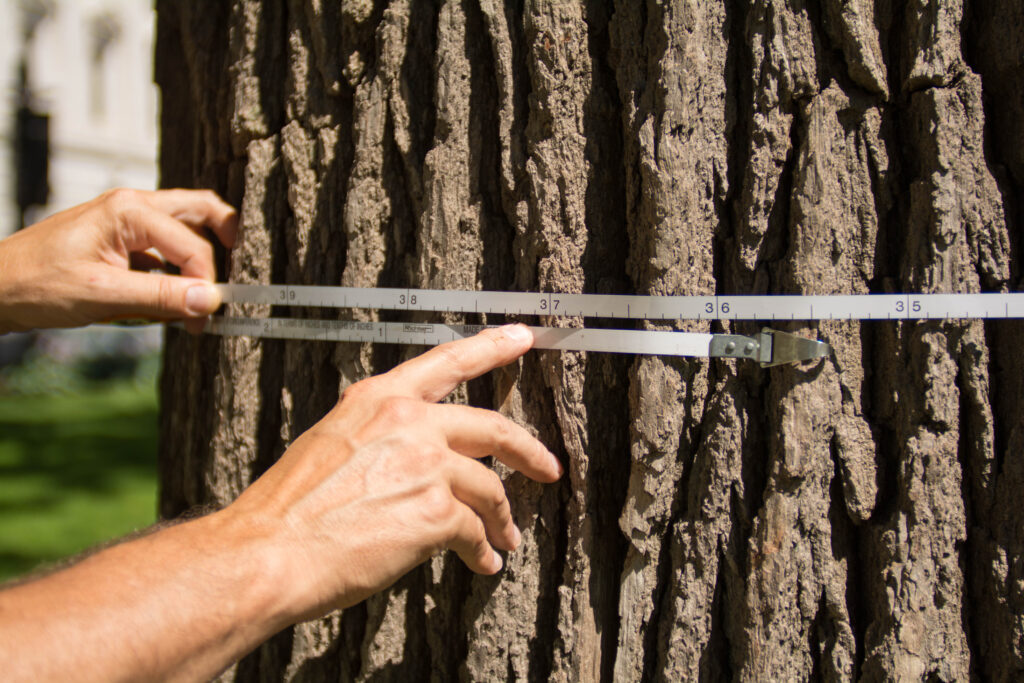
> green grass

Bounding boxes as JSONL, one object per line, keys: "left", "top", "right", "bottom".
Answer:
{"left": 0, "top": 380, "right": 159, "bottom": 581}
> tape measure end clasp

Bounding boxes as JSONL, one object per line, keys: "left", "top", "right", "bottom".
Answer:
{"left": 709, "top": 329, "right": 831, "bottom": 367}
{"left": 758, "top": 328, "right": 831, "bottom": 367}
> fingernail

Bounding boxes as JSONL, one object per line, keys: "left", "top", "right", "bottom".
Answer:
{"left": 512, "top": 524, "right": 522, "bottom": 548}
{"left": 185, "top": 283, "right": 217, "bottom": 315}
{"left": 492, "top": 550, "right": 504, "bottom": 572}
{"left": 501, "top": 324, "right": 532, "bottom": 344}
{"left": 550, "top": 452, "right": 564, "bottom": 478}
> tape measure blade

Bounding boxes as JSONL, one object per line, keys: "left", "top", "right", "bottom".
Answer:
{"left": 413, "top": 289, "right": 471, "bottom": 313}
{"left": 529, "top": 326, "right": 713, "bottom": 356}
{"left": 347, "top": 321, "right": 380, "bottom": 342}
{"left": 916, "top": 292, "right": 1020, "bottom": 319}
{"left": 218, "top": 283, "right": 284, "bottom": 305}
{"left": 543, "top": 293, "right": 702, "bottom": 319}
{"left": 716, "top": 296, "right": 809, "bottom": 320}
{"left": 277, "top": 319, "right": 304, "bottom": 339}
{"left": 1007, "top": 293, "right": 1024, "bottom": 317}
{"left": 832, "top": 294, "right": 903, "bottom": 320}
{"left": 207, "top": 316, "right": 263, "bottom": 335}
{"left": 481, "top": 291, "right": 541, "bottom": 315}
{"left": 284, "top": 285, "right": 349, "bottom": 307}
{"left": 389, "top": 322, "right": 437, "bottom": 343}
{"left": 423, "top": 290, "right": 540, "bottom": 315}
{"left": 623, "top": 295, "right": 713, "bottom": 321}
{"left": 548, "top": 293, "right": 604, "bottom": 317}
{"left": 910, "top": 293, "right": 954, "bottom": 318}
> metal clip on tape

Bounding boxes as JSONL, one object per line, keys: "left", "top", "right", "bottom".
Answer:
{"left": 709, "top": 329, "right": 831, "bottom": 367}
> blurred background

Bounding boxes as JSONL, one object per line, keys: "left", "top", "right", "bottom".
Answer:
{"left": 0, "top": 0, "right": 162, "bottom": 581}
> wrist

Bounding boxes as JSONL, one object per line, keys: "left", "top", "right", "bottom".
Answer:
{"left": 0, "top": 231, "right": 49, "bottom": 334}
{"left": 196, "top": 507, "right": 299, "bottom": 635}
{"left": 0, "top": 237, "right": 19, "bottom": 334}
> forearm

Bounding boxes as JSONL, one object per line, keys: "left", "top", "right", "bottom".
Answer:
{"left": 0, "top": 510, "right": 292, "bottom": 682}
{"left": 0, "top": 231, "right": 35, "bottom": 334}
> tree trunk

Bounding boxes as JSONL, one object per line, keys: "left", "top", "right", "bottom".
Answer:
{"left": 154, "top": 1, "right": 1022, "bottom": 680}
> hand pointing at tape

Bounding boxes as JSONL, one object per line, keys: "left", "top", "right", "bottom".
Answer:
{"left": 0, "top": 188, "right": 562, "bottom": 681}
{"left": 230, "top": 323, "right": 562, "bottom": 616}
{"left": 0, "top": 187, "right": 236, "bottom": 335}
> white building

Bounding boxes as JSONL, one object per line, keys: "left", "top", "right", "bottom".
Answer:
{"left": 0, "top": 0, "right": 158, "bottom": 237}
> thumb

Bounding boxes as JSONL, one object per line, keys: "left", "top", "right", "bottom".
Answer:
{"left": 182, "top": 281, "right": 222, "bottom": 316}
{"left": 97, "top": 270, "right": 222, "bottom": 320}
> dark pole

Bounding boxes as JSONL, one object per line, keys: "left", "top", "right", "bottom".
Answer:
{"left": 13, "top": 1, "right": 53, "bottom": 232}
{"left": 14, "top": 60, "right": 29, "bottom": 232}
{"left": 13, "top": 58, "right": 50, "bottom": 231}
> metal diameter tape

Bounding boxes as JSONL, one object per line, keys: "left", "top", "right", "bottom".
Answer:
{"left": 217, "top": 284, "right": 1024, "bottom": 321}
{"left": 203, "top": 317, "right": 717, "bottom": 357}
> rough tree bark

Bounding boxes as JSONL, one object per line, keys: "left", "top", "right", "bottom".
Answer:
{"left": 155, "top": 1, "right": 1023, "bottom": 680}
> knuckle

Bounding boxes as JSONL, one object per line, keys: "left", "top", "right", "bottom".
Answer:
{"left": 419, "top": 484, "right": 456, "bottom": 526}
{"left": 341, "top": 378, "right": 376, "bottom": 404}
{"left": 435, "top": 344, "right": 464, "bottom": 373}
{"left": 186, "top": 241, "right": 215, "bottom": 274}
{"left": 469, "top": 516, "right": 488, "bottom": 549}
{"left": 340, "top": 380, "right": 367, "bottom": 402}
{"left": 448, "top": 510, "right": 486, "bottom": 552}
{"left": 102, "top": 187, "right": 137, "bottom": 211}
{"left": 378, "top": 396, "right": 421, "bottom": 424}
{"left": 486, "top": 471, "right": 509, "bottom": 512}
{"left": 199, "top": 239, "right": 215, "bottom": 265}
{"left": 488, "top": 411, "right": 513, "bottom": 444}
{"left": 420, "top": 443, "right": 446, "bottom": 468}
{"left": 156, "top": 277, "right": 179, "bottom": 313}
{"left": 492, "top": 489, "right": 510, "bottom": 520}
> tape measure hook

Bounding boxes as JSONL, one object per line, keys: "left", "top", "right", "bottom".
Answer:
{"left": 758, "top": 328, "right": 831, "bottom": 367}
{"left": 708, "top": 329, "right": 830, "bottom": 366}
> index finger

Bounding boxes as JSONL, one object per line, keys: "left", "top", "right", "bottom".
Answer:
{"left": 143, "top": 188, "right": 239, "bottom": 248}
{"left": 121, "top": 206, "right": 216, "bottom": 281}
{"left": 435, "top": 404, "right": 562, "bottom": 482}
{"left": 384, "top": 324, "right": 534, "bottom": 402}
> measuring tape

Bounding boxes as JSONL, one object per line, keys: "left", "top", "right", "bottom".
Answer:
{"left": 201, "top": 284, "right": 1024, "bottom": 365}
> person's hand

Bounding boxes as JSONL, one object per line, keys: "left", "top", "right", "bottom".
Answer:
{"left": 0, "top": 188, "right": 237, "bottom": 334}
{"left": 221, "top": 324, "right": 562, "bottom": 621}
